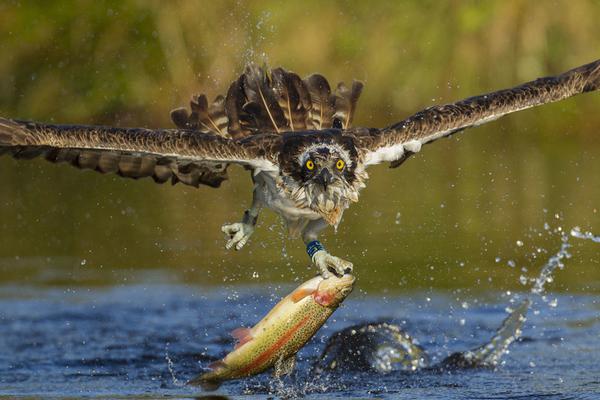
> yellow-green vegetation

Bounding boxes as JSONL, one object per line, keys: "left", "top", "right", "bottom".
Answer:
{"left": 0, "top": 1, "right": 599, "bottom": 292}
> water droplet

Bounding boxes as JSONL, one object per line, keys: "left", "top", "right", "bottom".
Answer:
{"left": 395, "top": 212, "right": 401, "bottom": 225}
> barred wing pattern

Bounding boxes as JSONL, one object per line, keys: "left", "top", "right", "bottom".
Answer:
{"left": 355, "top": 59, "right": 600, "bottom": 167}
{"left": 171, "top": 64, "right": 363, "bottom": 138}
{"left": 0, "top": 119, "right": 279, "bottom": 188}
{"left": 0, "top": 65, "right": 363, "bottom": 188}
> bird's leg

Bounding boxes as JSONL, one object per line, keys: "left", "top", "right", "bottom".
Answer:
{"left": 302, "top": 219, "right": 353, "bottom": 278}
{"left": 222, "top": 188, "right": 261, "bottom": 251}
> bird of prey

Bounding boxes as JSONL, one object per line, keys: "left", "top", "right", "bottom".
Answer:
{"left": 1, "top": 60, "right": 599, "bottom": 278}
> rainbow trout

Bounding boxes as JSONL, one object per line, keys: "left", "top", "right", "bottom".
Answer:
{"left": 188, "top": 273, "right": 355, "bottom": 390}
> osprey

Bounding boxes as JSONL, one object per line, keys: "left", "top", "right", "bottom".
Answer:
{"left": 1, "top": 60, "right": 599, "bottom": 278}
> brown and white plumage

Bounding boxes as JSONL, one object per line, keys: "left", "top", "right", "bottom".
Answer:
{"left": 354, "top": 59, "right": 600, "bottom": 167}
{"left": 1, "top": 59, "right": 599, "bottom": 277}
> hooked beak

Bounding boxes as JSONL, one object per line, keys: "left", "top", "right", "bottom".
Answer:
{"left": 316, "top": 168, "right": 334, "bottom": 189}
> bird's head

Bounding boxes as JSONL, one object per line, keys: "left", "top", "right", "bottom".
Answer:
{"left": 299, "top": 145, "right": 350, "bottom": 191}
{"left": 279, "top": 131, "right": 368, "bottom": 226}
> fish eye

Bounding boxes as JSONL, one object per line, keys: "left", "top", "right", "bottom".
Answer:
{"left": 305, "top": 159, "right": 315, "bottom": 170}
{"left": 336, "top": 159, "right": 345, "bottom": 170}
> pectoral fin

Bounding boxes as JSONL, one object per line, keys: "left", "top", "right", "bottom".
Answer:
{"left": 290, "top": 288, "right": 314, "bottom": 303}
{"left": 231, "top": 327, "right": 253, "bottom": 349}
{"left": 273, "top": 355, "right": 296, "bottom": 378}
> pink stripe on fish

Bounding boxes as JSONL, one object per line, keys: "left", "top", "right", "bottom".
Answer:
{"left": 239, "top": 315, "right": 310, "bottom": 375}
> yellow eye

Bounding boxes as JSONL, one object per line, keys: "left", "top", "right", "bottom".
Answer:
{"left": 305, "top": 159, "right": 315, "bottom": 170}
{"left": 336, "top": 159, "right": 345, "bottom": 170}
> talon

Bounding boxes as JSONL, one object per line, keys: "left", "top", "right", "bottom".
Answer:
{"left": 318, "top": 264, "right": 331, "bottom": 279}
{"left": 312, "top": 250, "right": 352, "bottom": 278}
{"left": 222, "top": 222, "right": 254, "bottom": 251}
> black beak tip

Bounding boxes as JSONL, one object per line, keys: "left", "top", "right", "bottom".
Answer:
{"left": 317, "top": 168, "right": 334, "bottom": 188}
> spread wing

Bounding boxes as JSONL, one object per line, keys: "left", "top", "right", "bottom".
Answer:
{"left": 1, "top": 64, "right": 362, "bottom": 189}
{"left": 0, "top": 118, "right": 280, "bottom": 188}
{"left": 171, "top": 64, "right": 363, "bottom": 138}
{"left": 354, "top": 59, "right": 600, "bottom": 167}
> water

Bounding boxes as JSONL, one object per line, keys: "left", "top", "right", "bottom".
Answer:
{"left": 2, "top": 286, "right": 600, "bottom": 399}
{"left": 2, "top": 228, "right": 600, "bottom": 399}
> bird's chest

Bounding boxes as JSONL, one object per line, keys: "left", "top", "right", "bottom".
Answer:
{"left": 254, "top": 171, "right": 320, "bottom": 221}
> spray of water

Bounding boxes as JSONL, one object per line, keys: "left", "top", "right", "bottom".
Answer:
{"left": 530, "top": 230, "right": 571, "bottom": 296}
{"left": 570, "top": 226, "right": 600, "bottom": 243}
{"left": 464, "top": 223, "right": 599, "bottom": 368}
{"left": 164, "top": 344, "right": 187, "bottom": 388}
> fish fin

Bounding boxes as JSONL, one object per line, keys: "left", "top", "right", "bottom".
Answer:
{"left": 187, "top": 374, "right": 222, "bottom": 391}
{"left": 207, "top": 360, "right": 227, "bottom": 370}
{"left": 231, "top": 327, "right": 253, "bottom": 349}
{"left": 290, "top": 288, "right": 314, "bottom": 303}
{"left": 273, "top": 355, "right": 296, "bottom": 378}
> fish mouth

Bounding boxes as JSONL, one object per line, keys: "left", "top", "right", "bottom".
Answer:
{"left": 316, "top": 273, "right": 355, "bottom": 300}
{"left": 337, "top": 273, "right": 355, "bottom": 288}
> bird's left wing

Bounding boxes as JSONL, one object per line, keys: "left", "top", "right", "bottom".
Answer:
{"left": 0, "top": 118, "right": 280, "bottom": 188}
{"left": 354, "top": 59, "right": 600, "bottom": 167}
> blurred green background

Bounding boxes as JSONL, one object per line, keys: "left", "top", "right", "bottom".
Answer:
{"left": 0, "top": 0, "right": 599, "bottom": 293}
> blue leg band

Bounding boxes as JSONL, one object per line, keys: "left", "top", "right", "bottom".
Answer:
{"left": 306, "top": 240, "right": 325, "bottom": 259}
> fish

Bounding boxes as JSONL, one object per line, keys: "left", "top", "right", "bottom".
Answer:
{"left": 188, "top": 273, "right": 355, "bottom": 390}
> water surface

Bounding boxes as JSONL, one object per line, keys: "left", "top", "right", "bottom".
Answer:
{"left": 2, "top": 281, "right": 599, "bottom": 399}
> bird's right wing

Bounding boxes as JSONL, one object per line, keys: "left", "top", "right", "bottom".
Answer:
{"left": 0, "top": 118, "right": 280, "bottom": 188}
{"left": 354, "top": 59, "right": 600, "bottom": 167}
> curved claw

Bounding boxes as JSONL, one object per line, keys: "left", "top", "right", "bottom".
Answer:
{"left": 312, "top": 250, "right": 353, "bottom": 278}
{"left": 222, "top": 222, "right": 254, "bottom": 251}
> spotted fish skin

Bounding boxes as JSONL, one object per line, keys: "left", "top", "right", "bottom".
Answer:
{"left": 188, "top": 274, "right": 355, "bottom": 390}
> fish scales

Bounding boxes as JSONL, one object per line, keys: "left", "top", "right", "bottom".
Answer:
{"left": 189, "top": 273, "right": 355, "bottom": 390}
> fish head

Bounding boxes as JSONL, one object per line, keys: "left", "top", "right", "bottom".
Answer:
{"left": 313, "top": 274, "right": 355, "bottom": 307}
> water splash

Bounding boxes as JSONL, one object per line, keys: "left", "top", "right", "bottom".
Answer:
{"left": 440, "top": 299, "right": 530, "bottom": 369}
{"left": 165, "top": 345, "right": 186, "bottom": 388}
{"left": 530, "top": 230, "right": 571, "bottom": 296}
{"left": 570, "top": 226, "right": 600, "bottom": 243}
{"left": 526, "top": 225, "right": 599, "bottom": 298}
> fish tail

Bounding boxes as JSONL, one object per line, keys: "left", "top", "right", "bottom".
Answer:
{"left": 187, "top": 373, "right": 222, "bottom": 391}
{"left": 187, "top": 360, "right": 226, "bottom": 391}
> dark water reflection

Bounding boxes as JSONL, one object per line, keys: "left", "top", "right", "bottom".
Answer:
{"left": 0, "top": 121, "right": 599, "bottom": 293}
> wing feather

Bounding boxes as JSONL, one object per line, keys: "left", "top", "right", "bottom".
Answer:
{"left": 304, "top": 74, "right": 335, "bottom": 130}
{"left": 356, "top": 59, "right": 600, "bottom": 166}
{"left": 0, "top": 118, "right": 279, "bottom": 188}
{"left": 333, "top": 80, "right": 364, "bottom": 129}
